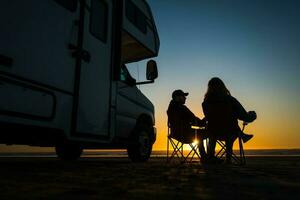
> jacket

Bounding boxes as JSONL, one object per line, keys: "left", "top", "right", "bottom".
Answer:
{"left": 202, "top": 95, "right": 255, "bottom": 137}
{"left": 167, "top": 100, "right": 200, "bottom": 142}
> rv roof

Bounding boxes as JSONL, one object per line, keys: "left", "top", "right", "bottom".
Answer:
{"left": 122, "top": 0, "right": 160, "bottom": 63}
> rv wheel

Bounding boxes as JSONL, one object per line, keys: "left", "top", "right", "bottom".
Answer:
{"left": 55, "top": 142, "right": 83, "bottom": 160}
{"left": 127, "top": 124, "right": 153, "bottom": 162}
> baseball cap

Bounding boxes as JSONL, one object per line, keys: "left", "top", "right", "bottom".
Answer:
{"left": 172, "top": 89, "right": 189, "bottom": 99}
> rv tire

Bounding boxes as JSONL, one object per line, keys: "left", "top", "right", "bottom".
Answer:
{"left": 127, "top": 124, "right": 153, "bottom": 162}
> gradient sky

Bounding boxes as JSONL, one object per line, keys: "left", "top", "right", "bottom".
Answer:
{"left": 132, "top": 0, "right": 300, "bottom": 150}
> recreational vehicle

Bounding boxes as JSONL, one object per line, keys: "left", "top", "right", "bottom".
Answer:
{"left": 0, "top": 0, "right": 160, "bottom": 161}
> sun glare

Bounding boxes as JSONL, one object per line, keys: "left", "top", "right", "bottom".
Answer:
{"left": 193, "top": 140, "right": 199, "bottom": 145}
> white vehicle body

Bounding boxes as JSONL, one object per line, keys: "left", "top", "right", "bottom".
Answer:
{"left": 0, "top": 0, "right": 159, "bottom": 161}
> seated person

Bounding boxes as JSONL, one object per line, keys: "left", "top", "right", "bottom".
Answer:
{"left": 202, "top": 77, "right": 257, "bottom": 163}
{"left": 167, "top": 89, "right": 207, "bottom": 159}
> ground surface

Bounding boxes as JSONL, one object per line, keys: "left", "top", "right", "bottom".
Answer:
{"left": 0, "top": 156, "right": 299, "bottom": 199}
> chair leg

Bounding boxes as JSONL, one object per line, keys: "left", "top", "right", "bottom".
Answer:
{"left": 216, "top": 141, "right": 226, "bottom": 158}
{"left": 167, "top": 138, "right": 203, "bottom": 164}
{"left": 168, "top": 139, "right": 178, "bottom": 161}
{"left": 170, "top": 140, "right": 187, "bottom": 163}
{"left": 184, "top": 145, "right": 195, "bottom": 163}
{"left": 170, "top": 140, "right": 183, "bottom": 160}
{"left": 167, "top": 138, "right": 169, "bottom": 162}
{"left": 238, "top": 137, "right": 246, "bottom": 165}
{"left": 215, "top": 140, "right": 239, "bottom": 164}
{"left": 190, "top": 145, "right": 200, "bottom": 161}
{"left": 181, "top": 144, "right": 201, "bottom": 164}
{"left": 214, "top": 137, "right": 246, "bottom": 165}
{"left": 191, "top": 145, "right": 201, "bottom": 162}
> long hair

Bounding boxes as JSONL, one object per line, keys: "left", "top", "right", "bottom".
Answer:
{"left": 204, "top": 77, "right": 231, "bottom": 101}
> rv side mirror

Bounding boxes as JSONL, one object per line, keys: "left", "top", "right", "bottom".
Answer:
{"left": 146, "top": 60, "right": 158, "bottom": 81}
{"left": 135, "top": 60, "right": 158, "bottom": 85}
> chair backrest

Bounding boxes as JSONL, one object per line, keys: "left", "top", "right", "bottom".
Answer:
{"left": 167, "top": 112, "right": 195, "bottom": 144}
{"left": 204, "top": 101, "right": 236, "bottom": 138}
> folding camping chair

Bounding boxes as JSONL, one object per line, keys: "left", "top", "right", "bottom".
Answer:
{"left": 212, "top": 122, "right": 247, "bottom": 165}
{"left": 204, "top": 102, "right": 247, "bottom": 165}
{"left": 166, "top": 122, "right": 205, "bottom": 164}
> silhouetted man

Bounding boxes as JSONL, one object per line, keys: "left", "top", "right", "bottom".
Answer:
{"left": 167, "top": 89, "right": 207, "bottom": 160}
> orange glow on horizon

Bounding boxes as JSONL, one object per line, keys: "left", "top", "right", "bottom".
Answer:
{"left": 152, "top": 103, "right": 300, "bottom": 150}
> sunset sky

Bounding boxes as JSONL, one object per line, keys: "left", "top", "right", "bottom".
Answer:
{"left": 136, "top": 0, "right": 300, "bottom": 150}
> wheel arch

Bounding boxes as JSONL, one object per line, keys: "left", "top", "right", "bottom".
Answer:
{"left": 136, "top": 113, "right": 154, "bottom": 126}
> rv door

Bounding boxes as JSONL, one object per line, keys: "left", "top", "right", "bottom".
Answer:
{"left": 75, "top": 0, "right": 114, "bottom": 138}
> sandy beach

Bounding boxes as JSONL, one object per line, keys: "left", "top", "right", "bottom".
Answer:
{"left": 0, "top": 155, "right": 299, "bottom": 199}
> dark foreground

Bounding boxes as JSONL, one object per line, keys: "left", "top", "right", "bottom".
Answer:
{"left": 0, "top": 156, "right": 299, "bottom": 199}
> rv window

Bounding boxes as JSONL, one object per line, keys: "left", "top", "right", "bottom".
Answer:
{"left": 125, "top": 0, "right": 147, "bottom": 33}
{"left": 54, "top": 0, "right": 77, "bottom": 12}
{"left": 90, "top": 0, "right": 108, "bottom": 43}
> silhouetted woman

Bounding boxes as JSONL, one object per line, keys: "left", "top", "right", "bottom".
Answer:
{"left": 202, "top": 77, "right": 257, "bottom": 163}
